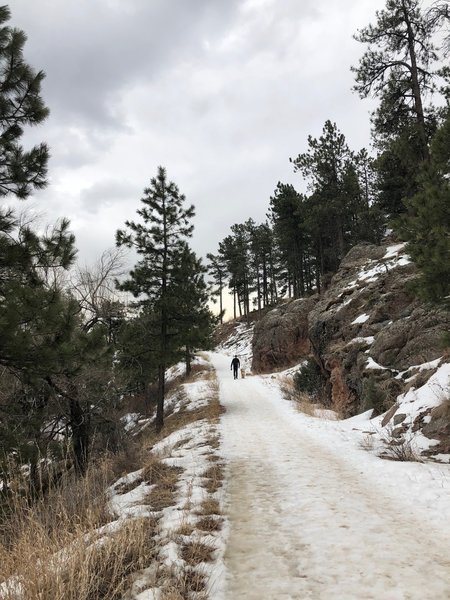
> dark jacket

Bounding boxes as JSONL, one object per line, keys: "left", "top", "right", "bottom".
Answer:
{"left": 231, "top": 357, "right": 240, "bottom": 370}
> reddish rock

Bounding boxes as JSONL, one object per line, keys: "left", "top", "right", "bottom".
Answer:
{"left": 251, "top": 298, "right": 315, "bottom": 373}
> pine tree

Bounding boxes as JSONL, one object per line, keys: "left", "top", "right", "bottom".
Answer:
{"left": 0, "top": 5, "right": 49, "bottom": 198}
{"left": 206, "top": 252, "right": 226, "bottom": 323}
{"left": 291, "top": 121, "right": 356, "bottom": 276}
{"left": 352, "top": 0, "right": 437, "bottom": 153}
{"left": 398, "top": 113, "right": 450, "bottom": 303}
{"left": 352, "top": 0, "right": 439, "bottom": 216}
{"left": 116, "top": 166, "right": 195, "bottom": 431}
{"left": 268, "top": 183, "right": 311, "bottom": 296}
{"left": 169, "top": 245, "right": 215, "bottom": 375}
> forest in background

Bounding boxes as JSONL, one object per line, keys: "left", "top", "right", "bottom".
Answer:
{"left": 208, "top": 0, "right": 450, "bottom": 320}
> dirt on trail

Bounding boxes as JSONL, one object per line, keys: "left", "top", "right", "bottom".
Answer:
{"left": 210, "top": 353, "right": 450, "bottom": 600}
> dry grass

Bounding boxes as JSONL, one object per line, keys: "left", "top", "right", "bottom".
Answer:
{"left": 378, "top": 426, "right": 423, "bottom": 462}
{"left": 279, "top": 377, "right": 318, "bottom": 416}
{"left": 0, "top": 360, "right": 225, "bottom": 600}
{"left": 159, "top": 566, "right": 207, "bottom": 599}
{"left": 143, "top": 458, "right": 183, "bottom": 511}
{"left": 359, "top": 433, "right": 376, "bottom": 452}
{"left": 208, "top": 435, "right": 220, "bottom": 450}
{"left": 197, "top": 498, "right": 221, "bottom": 516}
{"left": 0, "top": 459, "right": 113, "bottom": 550}
{"left": 206, "top": 453, "right": 220, "bottom": 463}
{"left": 145, "top": 402, "right": 222, "bottom": 452}
{"left": 181, "top": 540, "right": 215, "bottom": 566}
{"left": 202, "top": 464, "right": 224, "bottom": 494}
{"left": 196, "top": 516, "right": 223, "bottom": 532}
{"left": 0, "top": 513, "right": 158, "bottom": 600}
{"left": 175, "top": 522, "right": 195, "bottom": 537}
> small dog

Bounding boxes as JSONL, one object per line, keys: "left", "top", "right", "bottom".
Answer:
{"left": 241, "top": 368, "right": 246, "bottom": 379}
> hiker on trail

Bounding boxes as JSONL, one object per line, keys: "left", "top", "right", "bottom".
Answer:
{"left": 231, "top": 355, "right": 240, "bottom": 379}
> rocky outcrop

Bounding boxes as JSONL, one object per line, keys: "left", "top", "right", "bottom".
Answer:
{"left": 252, "top": 297, "right": 315, "bottom": 373}
{"left": 251, "top": 239, "right": 450, "bottom": 427}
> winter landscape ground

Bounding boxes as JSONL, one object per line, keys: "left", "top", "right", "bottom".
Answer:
{"left": 1, "top": 327, "right": 450, "bottom": 599}
{"left": 211, "top": 351, "right": 450, "bottom": 599}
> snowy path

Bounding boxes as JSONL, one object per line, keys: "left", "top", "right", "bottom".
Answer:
{"left": 210, "top": 353, "right": 450, "bottom": 600}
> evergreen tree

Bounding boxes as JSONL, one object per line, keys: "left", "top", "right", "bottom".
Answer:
{"left": 268, "top": 183, "right": 312, "bottom": 296}
{"left": 352, "top": 0, "right": 440, "bottom": 216}
{"left": 398, "top": 113, "right": 450, "bottom": 303}
{"left": 169, "top": 245, "right": 215, "bottom": 375}
{"left": 291, "top": 121, "right": 356, "bottom": 276}
{"left": 206, "top": 252, "right": 226, "bottom": 323}
{"left": 246, "top": 220, "right": 277, "bottom": 312}
{"left": 0, "top": 5, "right": 49, "bottom": 198}
{"left": 116, "top": 166, "right": 195, "bottom": 432}
{"left": 352, "top": 0, "right": 437, "bottom": 153}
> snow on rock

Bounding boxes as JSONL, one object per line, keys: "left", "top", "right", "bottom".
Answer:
{"left": 351, "top": 313, "right": 370, "bottom": 325}
{"left": 216, "top": 321, "right": 253, "bottom": 371}
{"left": 383, "top": 242, "right": 407, "bottom": 259}
{"left": 396, "top": 357, "right": 443, "bottom": 381}
{"left": 347, "top": 336, "right": 375, "bottom": 345}
{"left": 354, "top": 244, "right": 411, "bottom": 284}
{"left": 397, "top": 363, "right": 450, "bottom": 417}
{"left": 366, "top": 356, "right": 390, "bottom": 371}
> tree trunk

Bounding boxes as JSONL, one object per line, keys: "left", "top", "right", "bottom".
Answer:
{"left": 156, "top": 362, "right": 165, "bottom": 433}
{"left": 402, "top": 0, "right": 428, "bottom": 158}
{"left": 219, "top": 274, "right": 223, "bottom": 324}
{"left": 262, "top": 256, "right": 268, "bottom": 307}
{"left": 185, "top": 345, "right": 191, "bottom": 377}
{"left": 69, "top": 390, "right": 89, "bottom": 476}
{"left": 256, "top": 267, "right": 261, "bottom": 317}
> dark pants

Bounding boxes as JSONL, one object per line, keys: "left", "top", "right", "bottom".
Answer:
{"left": 233, "top": 367, "right": 239, "bottom": 379}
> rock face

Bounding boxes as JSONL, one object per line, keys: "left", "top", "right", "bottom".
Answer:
{"left": 252, "top": 239, "right": 450, "bottom": 425}
{"left": 252, "top": 297, "right": 315, "bottom": 372}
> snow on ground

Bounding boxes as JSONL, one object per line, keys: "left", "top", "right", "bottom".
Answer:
{"left": 0, "top": 358, "right": 227, "bottom": 600}
{"left": 116, "top": 361, "right": 228, "bottom": 599}
{"left": 123, "top": 416, "right": 227, "bottom": 599}
{"left": 210, "top": 352, "right": 450, "bottom": 599}
{"left": 271, "top": 355, "right": 449, "bottom": 461}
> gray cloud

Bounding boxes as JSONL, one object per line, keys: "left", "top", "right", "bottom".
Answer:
{"left": 10, "top": 0, "right": 241, "bottom": 130}
{"left": 6, "top": 0, "right": 390, "bottom": 271}
{"left": 80, "top": 179, "right": 141, "bottom": 213}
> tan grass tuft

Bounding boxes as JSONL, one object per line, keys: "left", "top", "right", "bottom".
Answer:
{"left": 197, "top": 498, "right": 221, "bottom": 516}
{"left": 175, "top": 522, "right": 195, "bottom": 537}
{"left": 181, "top": 540, "right": 215, "bottom": 566}
{"left": 0, "top": 517, "right": 158, "bottom": 600}
{"left": 202, "top": 464, "right": 224, "bottom": 494}
{"left": 160, "top": 566, "right": 207, "bottom": 598}
{"left": 196, "top": 516, "right": 223, "bottom": 532}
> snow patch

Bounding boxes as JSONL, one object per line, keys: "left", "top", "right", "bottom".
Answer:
{"left": 351, "top": 313, "right": 370, "bottom": 325}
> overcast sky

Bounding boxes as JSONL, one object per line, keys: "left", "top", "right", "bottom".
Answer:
{"left": 8, "top": 0, "right": 387, "bottom": 268}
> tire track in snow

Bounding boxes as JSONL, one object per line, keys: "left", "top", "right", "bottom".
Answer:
{"left": 210, "top": 353, "right": 450, "bottom": 600}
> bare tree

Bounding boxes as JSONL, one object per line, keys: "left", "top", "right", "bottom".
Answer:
{"left": 71, "top": 247, "right": 127, "bottom": 338}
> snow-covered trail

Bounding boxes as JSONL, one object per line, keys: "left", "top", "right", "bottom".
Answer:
{"left": 210, "top": 353, "right": 450, "bottom": 600}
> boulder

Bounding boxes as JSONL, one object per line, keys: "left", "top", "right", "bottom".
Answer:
{"left": 251, "top": 297, "right": 315, "bottom": 373}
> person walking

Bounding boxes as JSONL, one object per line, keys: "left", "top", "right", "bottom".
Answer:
{"left": 231, "top": 355, "right": 240, "bottom": 379}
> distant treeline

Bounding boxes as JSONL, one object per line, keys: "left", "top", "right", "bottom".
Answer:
{"left": 208, "top": 0, "right": 450, "bottom": 319}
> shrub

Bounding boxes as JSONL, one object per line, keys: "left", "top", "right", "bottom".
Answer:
{"left": 360, "top": 377, "right": 386, "bottom": 415}
{"left": 293, "top": 359, "right": 325, "bottom": 400}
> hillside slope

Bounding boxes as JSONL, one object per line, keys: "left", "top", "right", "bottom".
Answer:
{"left": 251, "top": 238, "right": 450, "bottom": 459}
